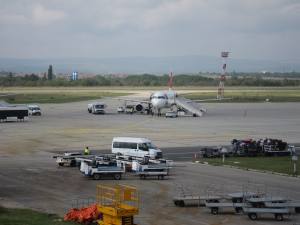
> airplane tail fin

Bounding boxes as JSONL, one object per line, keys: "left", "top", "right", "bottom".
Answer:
{"left": 168, "top": 72, "right": 173, "bottom": 90}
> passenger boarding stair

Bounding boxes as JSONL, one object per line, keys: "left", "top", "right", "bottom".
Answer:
{"left": 175, "top": 96, "right": 206, "bottom": 117}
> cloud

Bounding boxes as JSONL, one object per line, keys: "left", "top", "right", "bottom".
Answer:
{"left": 0, "top": 0, "right": 299, "bottom": 61}
{"left": 32, "top": 4, "right": 66, "bottom": 26}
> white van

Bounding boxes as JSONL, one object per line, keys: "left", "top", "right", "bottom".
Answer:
{"left": 88, "top": 102, "right": 107, "bottom": 114}
{"left": 112, "top": 137, "right": 163, "bottom": 159}
{"left": 27, "top": 104, "right": 42, "bottom": 116}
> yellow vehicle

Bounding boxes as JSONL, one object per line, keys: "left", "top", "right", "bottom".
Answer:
{"left": 96, "top": 184, "right": 139, "bottom": 225}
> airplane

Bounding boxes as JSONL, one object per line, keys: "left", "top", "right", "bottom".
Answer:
{"left": 116, "top": 73, "right": 229, "bottom": 117}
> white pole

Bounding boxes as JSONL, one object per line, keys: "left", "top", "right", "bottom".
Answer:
{"left": 222, "top": 153, "right": 225, "bottom": 163}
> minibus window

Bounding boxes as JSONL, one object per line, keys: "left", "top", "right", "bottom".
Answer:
{"left": 139, "top": 143, "right": 149, "bottom": 151}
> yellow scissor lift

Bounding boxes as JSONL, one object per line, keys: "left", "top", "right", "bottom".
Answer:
{"left": 96, "top": 184, "right": 139, "bottom": 225}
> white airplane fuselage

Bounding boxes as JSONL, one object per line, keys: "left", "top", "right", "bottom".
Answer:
{"left": 150, "top": 90, "right": 177, "bottom": 112}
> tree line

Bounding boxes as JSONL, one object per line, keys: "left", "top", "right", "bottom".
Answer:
{"left": 0, "top": 72, "right": 300, "bottom": 87}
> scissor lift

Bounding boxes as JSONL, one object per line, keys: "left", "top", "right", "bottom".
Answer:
{"left": 96, "top": 184, "right": 139, "bottom": 225}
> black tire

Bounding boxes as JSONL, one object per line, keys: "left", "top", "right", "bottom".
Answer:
{"left": 114, "top": 173, "right": 122, "bottom": 180}
{"left": 211, "top": 207, "right": 218, "bottom": 215}
{"left": 93, "top": 173, "right": 101, "bottom": 180}
{"left": 140, "top": 174, "right": 146, "bottom": 180}
{"left": 235, "top": 207, "right": 243, "bottom": 214}
{"left": 248, "top": 213, "right": 257, "bottom": 220}
{"left": 275, "top": 213, "right": 283, "bottom": 221}
{"left": 70, "top": 160, "right": 76, "bottom": 167}
{"left": 178, "top": 200, "right": 185, "bottom": 207}
{"left": 58, "top": 163, "right": 64, "bottom": 167}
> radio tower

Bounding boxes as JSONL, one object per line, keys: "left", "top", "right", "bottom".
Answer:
{"left": 217, "top": 51, "right": 229, "bottom": 99}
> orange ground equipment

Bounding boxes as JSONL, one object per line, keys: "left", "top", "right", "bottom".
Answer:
{"left": 64, "top": 204, "right": 100, "bottom": 223}
{"left": 96, "top": 184, "right": 139, "bottom": 225}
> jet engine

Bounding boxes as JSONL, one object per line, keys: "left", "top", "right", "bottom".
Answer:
{"left": 135, "top": 104, "right": 144, "bottom": 112}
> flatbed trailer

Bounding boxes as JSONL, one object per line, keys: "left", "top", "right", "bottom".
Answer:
{"left": 243, "top": 197, "right": 295, "bottom": 221}
{"left": 243, "top": 207, "right": 291, "bottom": 221}
{"left": 53, "top": 152, "right": 84, "bottom": 167}
{"left": 204, "top": 192, "right": 264, "bottom": 214}
{"left": 136, "top": 167, "right": 169, "bottom": 180}
{"left": 173, "top": 195, "right": 222, "bottom": 207}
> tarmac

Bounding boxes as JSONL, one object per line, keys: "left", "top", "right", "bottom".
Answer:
{"left": 0, "top": 98, "right": 300, "bottom": 225}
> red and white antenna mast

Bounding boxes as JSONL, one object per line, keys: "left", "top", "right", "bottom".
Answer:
{"left": 217, "top": 51, "right": 229, "bottom": 99}
{"left": 168, "top": 71, "right": 173, "bottom": 90}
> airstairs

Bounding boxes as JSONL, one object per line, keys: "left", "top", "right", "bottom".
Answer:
{"left": 175, "top": 96, "right": 206, "bottom": 117}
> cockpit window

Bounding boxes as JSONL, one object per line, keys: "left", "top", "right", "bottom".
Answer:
{"left": 146, "top": 142, "right": 157, "bottom": 149}
{"left": 139, "top": 143, "right": 149, "bottom": 151}
{"left": 151, "top": 95, "right": 167, "bottom": 99}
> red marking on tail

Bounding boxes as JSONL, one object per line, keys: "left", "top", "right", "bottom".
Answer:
{"left": 168, "top": 72, "right": 173, "bottom": 89}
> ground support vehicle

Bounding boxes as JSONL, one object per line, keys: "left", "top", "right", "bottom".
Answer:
{"left": 88, "top": 102, "right": 106, "bottom": 114}
{"left": 80, "top": 160, "right": 124, "bottom": 180}
{"left": 173, "top": 195, "right": 222, "bottom": 207}
{"left": 115, "top": 155, "right": 173, "bottom": 174}
{"left": 96, "top": 184, "right": 139, "bottom": 225}
{"left": 117, "top": 106, "right": 125, "bottom": 113}
{"left": 243, "top": 206, "right": 290, "bottom": 221}
{"left": 0, "top": 106, "right": 28, "bottom": 121}
{"left": 165, "top": 111, "right": 177, "bottom": 118}
{"left": 27, "top": 105, "right": 42, "bottom": 116}
{"left": 53, "top": 152, "right": 84, "bottom": 167}
{"left": 243, "top": 197, "right": 295, "bottom": 221}
{"left": 136, "top": 167, "right": 168, "bottom": 180}
{"left": 132, "top": 161, "right": 169, "bottom": 179}
{"left": 205, "top": 192, "right": 264, "bottom": 215}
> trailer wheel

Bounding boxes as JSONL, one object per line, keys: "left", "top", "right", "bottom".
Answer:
{"left": 178, "top": 200, "right": 185, "bottom": 207}
{"left": 70, "top": 160, "right": 76, "bottom": 167}
{"left": 114, "top": 173, "right": 122, "bottom": 180}
{"left": 275, "top": 213, "right": 283, "bottom": 221}
{"left": 140, "top": 174, "right": 146, "bottom": 180}
{"left": 93, "top": 173, "right": 101, "bottom": 180}
{"left": 158, "top": 175, "right": 164, "bottom": 180}
{"left": 211, "top": 207, "right": 218, "bottom": 215}
{"left": 248, "top": 213, "right": 257, "bottom": 220}
{"left": 235, "top": 207, "right": 243, "bottom": 213}
{"left": 58, "top": 163, "right": 64, "bottom": 167}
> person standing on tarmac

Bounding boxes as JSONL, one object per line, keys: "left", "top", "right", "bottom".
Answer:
{"left": 84, "top": 146, "right": 90, "bottom": 155}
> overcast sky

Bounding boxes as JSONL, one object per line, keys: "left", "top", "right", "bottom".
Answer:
{"left": 0, "top": 0, "right": 300, "bottom": 62}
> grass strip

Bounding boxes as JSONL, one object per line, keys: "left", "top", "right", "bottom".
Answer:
{"left": 0, "top": 92, "right": 129, "bottom": 104}
{"left": 184, "top": 90, "right": 300, "bottom": 102}
{"left": 201, "top": 156, "right": 299, "bottom": 176}
{"left": 0, "top": 207, "right": 77, "bottom": 225}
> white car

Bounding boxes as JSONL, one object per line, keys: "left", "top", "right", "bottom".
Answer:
{"left": 117, "top": 106, "right": 125, "bottom": 113}
{"left": 165, "top": 111, "right": 177, "bottom": 118}
{"left": 28, "top": 105, "right": 42, "bottom": 116}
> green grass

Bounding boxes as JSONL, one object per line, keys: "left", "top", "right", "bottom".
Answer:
{"left": 0, "top": 207, "right": 77, "bottom": 225}
{"left": 201, "top": 156, "right": 300, "bottom": 175}
{"left": 0, "top": 92, "right": 129, "bottom": 104}
{"left": 184, "top": 89, "right": 300, "bottom": 102}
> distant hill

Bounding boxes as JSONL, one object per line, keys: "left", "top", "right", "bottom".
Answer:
{"left": 0, "top": 55, "right": 299, "bottom": 74}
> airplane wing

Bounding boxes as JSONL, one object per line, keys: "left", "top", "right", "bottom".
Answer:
{"left": 114, "top": 98, "right": 151, "bottom": 104}
{"left": 188, "top": 97, "right": 232, "bottom": 103}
